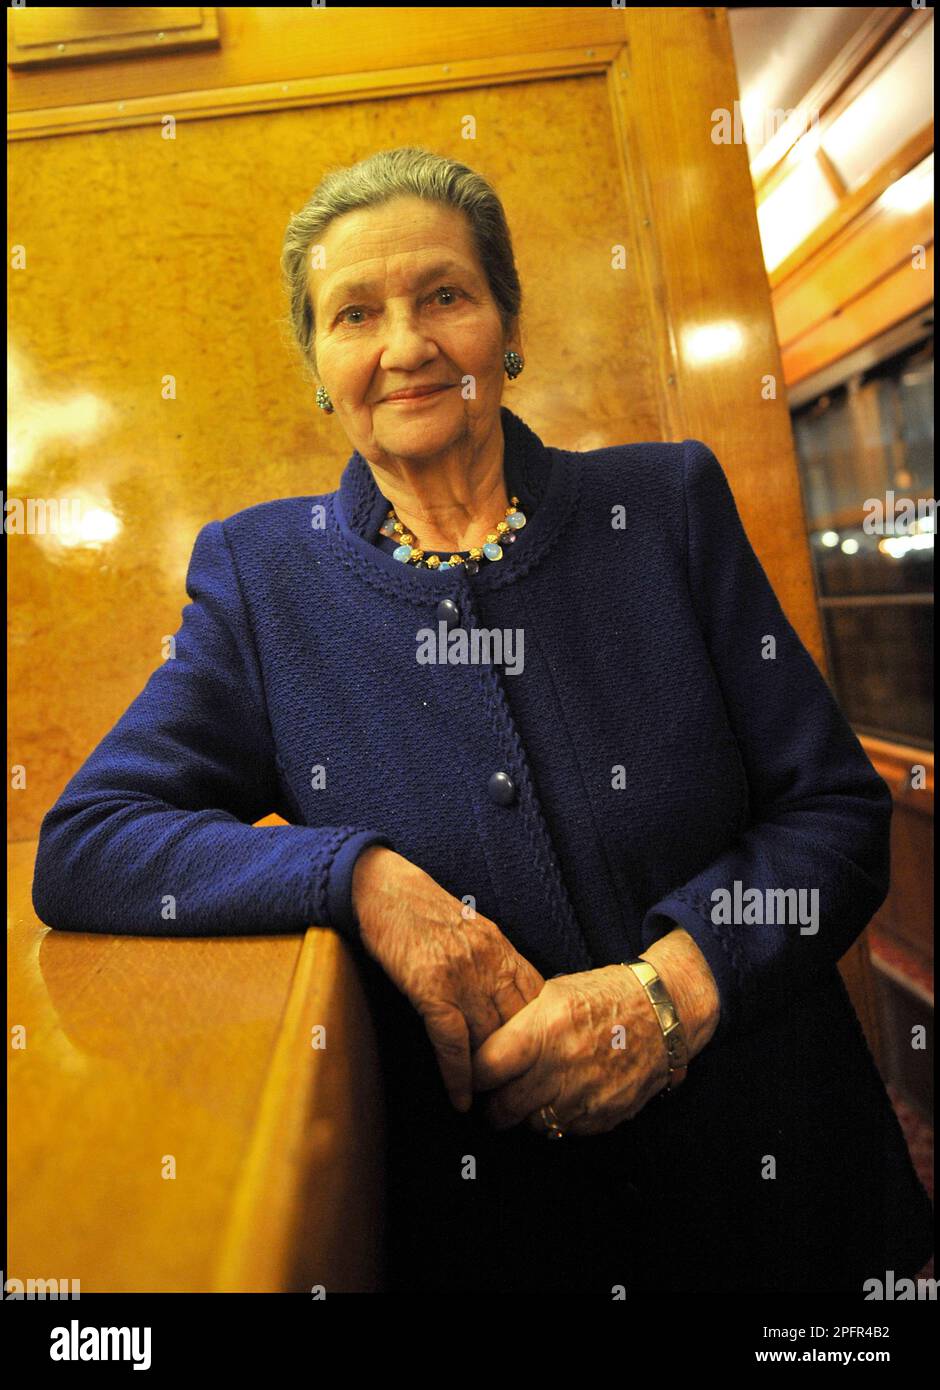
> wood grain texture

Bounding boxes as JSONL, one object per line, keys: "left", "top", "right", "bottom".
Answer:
{"left": 8, "top": 838, "right": 382, "bottom": 1292}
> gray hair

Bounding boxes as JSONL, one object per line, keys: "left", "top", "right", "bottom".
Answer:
{"left": 279, "top": 146, "right": 522, "bottom": 385}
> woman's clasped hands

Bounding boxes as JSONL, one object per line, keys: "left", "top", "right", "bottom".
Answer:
{"left": 471, "top": 964, "right": 673, "bottom": 1136}
{"left": 352, "top": 846, "right": 719, "bottom": 1135}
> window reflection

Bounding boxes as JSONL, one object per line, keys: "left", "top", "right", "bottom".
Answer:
{"left": 791, "top": 331, "right": 934, "bottom": 749}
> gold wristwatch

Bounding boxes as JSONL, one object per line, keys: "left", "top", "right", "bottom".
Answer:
{"left": 622, "top": 957, "right": 689, "bottom": 1092}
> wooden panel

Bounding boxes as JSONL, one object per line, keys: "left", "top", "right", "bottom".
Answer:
{"left": 863, "top": 737, "right": 935, "bottom": 809}
{"left": 844, "top": 735, "right": 935, "bottom": 1059}
{"left": 8, "top": 7, "right": 218, "bottom": 71}
{"left": 863, "top": 739, "right": 934, "bottom": 972}
{"left": 773, "top": 188, "right": 934, "bottom": 351}
{"left": 767, "top": 125, "right": 933, "bottom": 290}
{"left": 213, "top": 925, "right": 385, "bottom": 1293}
{"left": 7, "top": 838, "right": 383, "bottom": 1292}
{"left": 780, "top": 244, "right": 934, "bottom": 385}
{"left": 7, "top": 6, "right": 625, "bottom": 130}
{"left": 615, "top": 6, "right": 831, "bottom": 686}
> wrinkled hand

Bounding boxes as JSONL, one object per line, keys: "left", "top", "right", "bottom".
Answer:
{"left": 352, "top": 846, "right": 546, "bottom": 1114}
{"left": 470, "top": 964, "right": 671, "bottom": 1136}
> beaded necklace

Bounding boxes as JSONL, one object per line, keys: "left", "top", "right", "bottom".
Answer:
{"left": 379, "top": 496, "right": 527, "bottom": 574}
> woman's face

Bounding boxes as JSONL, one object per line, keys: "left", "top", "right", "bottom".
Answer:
{"left": 308, "top": 195, "right": 520, "bottom": 466}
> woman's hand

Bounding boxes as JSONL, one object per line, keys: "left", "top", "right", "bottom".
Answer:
{"left": 470, "top": 965, "right": 667, "bottom": 1135}
{"left": 471, "top": 928, "right": 720, "bottom": 1136}
{"left": 351, "top": 845, "right": 546, "bottom": 1114}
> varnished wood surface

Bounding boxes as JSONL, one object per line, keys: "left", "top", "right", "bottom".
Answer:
{"left": 8, "top": 7, "right": 218, "bottom": 72}
{"left": 774, "top": 178, "right": 933, "bottom": 353}
{"left": 7, "top": 7, "right": 625, "bottom": 125}
{"left": 8, "top": 839, "right": 383, "bottom": 1292}
{"left": 863, "top": 740, "right": 935, "bottom": 974}
{"left": 779, "top": 244, "right": 934, "bottom": 387}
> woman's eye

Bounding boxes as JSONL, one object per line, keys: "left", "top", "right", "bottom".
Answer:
{"left": 339, "top": 286, "right": 460, "bottom": 325}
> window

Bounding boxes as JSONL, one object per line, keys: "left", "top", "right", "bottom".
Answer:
{"left": 790, "top": 325, "right": 934, "bottom": 748}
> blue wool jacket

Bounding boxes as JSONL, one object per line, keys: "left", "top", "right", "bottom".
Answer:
{"left": 32, "top": 406, "right": 892, "bottom": 1045}
{"left": 32, "top": 406, "right": 932, "bottom": 1290}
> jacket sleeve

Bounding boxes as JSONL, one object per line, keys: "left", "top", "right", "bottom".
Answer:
{"left": 639, "top": 439, "right": 893, "bottom": 1044}
{"left": 31, "top": 519, "right": 392, "bottom": 941}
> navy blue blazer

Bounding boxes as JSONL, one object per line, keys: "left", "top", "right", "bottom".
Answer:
{"left": 32, "top": 407, "right": 932, "bottom": 1292}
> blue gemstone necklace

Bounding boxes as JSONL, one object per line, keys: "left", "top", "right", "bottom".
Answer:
{"left": 380, "top": 496, "right": 527, "bottom": 574}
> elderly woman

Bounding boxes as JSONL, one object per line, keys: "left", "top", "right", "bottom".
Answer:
{"left": 33, "top": 147, "right": 932, "bottom": 1295}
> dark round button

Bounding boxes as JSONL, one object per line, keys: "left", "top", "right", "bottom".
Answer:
{"left": 487, "top": 771, "right": 516, "bottom": 806}
{"left": 436, "top": 598, "right": 460, "bottom": 628}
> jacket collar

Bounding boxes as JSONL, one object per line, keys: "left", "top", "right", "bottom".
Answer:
{"left": 332, "top": 406, "right": 577, "bottom": 593}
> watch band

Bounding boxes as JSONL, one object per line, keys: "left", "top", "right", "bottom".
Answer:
{"left": 622, "top": 957, "right": 689, "bottom": 1092}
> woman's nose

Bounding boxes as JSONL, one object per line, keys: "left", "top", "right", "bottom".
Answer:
{"left": 380, "top": 330, "right": 441, "bottom": 366}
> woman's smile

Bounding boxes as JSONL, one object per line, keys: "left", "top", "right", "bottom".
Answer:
{"left": 381, "top": 384, "right": 453, "bottom": 405}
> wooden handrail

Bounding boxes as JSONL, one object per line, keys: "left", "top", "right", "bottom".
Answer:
{"left": 8, "top": 839, "right": 384, "bottom": 1293}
